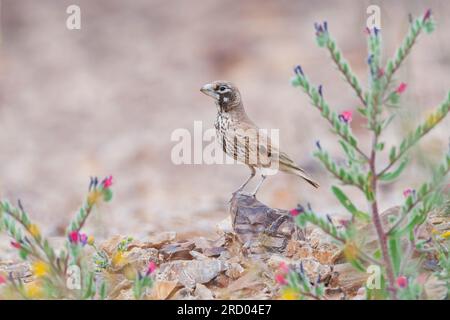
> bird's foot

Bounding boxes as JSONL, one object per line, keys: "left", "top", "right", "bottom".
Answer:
{"left": 232, "top": 187, "right": 244, "bottom": 196}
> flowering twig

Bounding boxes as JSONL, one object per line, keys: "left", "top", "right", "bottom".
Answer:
{"left": 292, "top": 9, "right": 445, "bottom": 300}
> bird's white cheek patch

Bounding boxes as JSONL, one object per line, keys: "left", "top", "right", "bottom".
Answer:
{"left": 223, "top": 97, "right": 229, "bottom": 103}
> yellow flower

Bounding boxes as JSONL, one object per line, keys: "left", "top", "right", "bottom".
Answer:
{"left": 425, "top": 113, "right": 439, "bottom": 127}
{"left": 431, "top": 228, "right": 439, "bottom": 235}
{"left": 29, "top": 224, "right": 41, "bottom": 239}
{"left": 87, "top": 235, "right": 95, "bottom": 246}
{"left": 87, "top": 190, "right": 102, "bottom": 207}
{"left": 25, "top": 281, "right": 44, "bottom": 299}
{"left": 112, "top": 251, "right": 127, "bottom": 267}
{"left": 440, "top": 231, "right": 450, "bottom": 239}
{"left": 343, "top": 241, "right": 359, "bottom": 261}
{"left": 32, "top": 261, "right": 50, "bottom": 278}
{"left": 281, "top": 288, "right": 299, "bottom": 300}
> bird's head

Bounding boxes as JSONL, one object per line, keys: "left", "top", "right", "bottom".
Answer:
{"left": 200, "top": 81, "right": 241, "bottom": 112}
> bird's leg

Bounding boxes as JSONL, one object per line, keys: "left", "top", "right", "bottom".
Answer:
{"left": 251, "top": 174, "right": 267, "bottom": 197}
{"left": 233, "top": 166, "right": 255, "bottom": 194}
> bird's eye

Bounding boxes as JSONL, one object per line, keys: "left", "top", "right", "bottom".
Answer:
{"left": 218, "top": 86, "right": 227, "bottom": 92}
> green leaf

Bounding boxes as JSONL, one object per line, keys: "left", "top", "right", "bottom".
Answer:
{"left": 290, "top": 76, "right": 302, "bottom": 87}
{"left": 103, "top": 188, "right": 113, "bottom": 202}
{"left": 389, "top": 147, "right": 396, "bottom": 162}
{"left": 375, "top": 142, "right": 385, "bottom": 151}
{"left": 373, "top": 249, "right": 382, "bottom": 260}
{"left": 82, "top": 273, "right": 95, "bottom": 299}
{"left": 379, "top": 157, "right": 408, "bottom": 181}
{"left": 349, "top": 258, "right": 366, "bottom": 272}
{"left": 19, "top": 249, "right": 28, "bottom": 260}
{"left": 99, "top": 281, "right": 107, "bottom": 300}
{"left": 331, "top": 186, "right": 370, "bottom": 221}
{"left": 388, "top": 235, "right": 402, "bottom": 276}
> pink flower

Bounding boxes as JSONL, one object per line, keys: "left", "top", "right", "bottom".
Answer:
{"left": 396, "top": 276, "right": 408, "bottom": 288}
{"left": 403, "top": 188, "right": 414, "bottom": 198}
{"left": 11, "top": 241, "right": 21, "bottom": 249}
{"left": 377, "top": 68, "right": 385, "bottom": 78}
{"left": 289, "top": 209, "right": 300, "bottom": 217}
{"left": 339, "top": 219, "right": 350, "bottom": 227}
{"left": 0, "top": 274, "right": 6, "bottom": 285}
{"left": 69, "top": 231, "right": 80, "bottom": 244}
{"left": 396, "top": 82, "right": 407, "bottom": 94}
{"left": 339, "top": 110, "right": 353, "bottom": 123}
{"left": 279, "top": 262, "right": 289, "bottom": 274}
{"left": 102, "top": 176, "right": 113, "bottom": 189}
{"left": 275, "top": 273, "right": 287, "bottom": 285}
{"left": 423, "top": 9, "right": 432, "bottom": 22}
{"left": 146, "top": 261, "right": 157, "bottom": 276}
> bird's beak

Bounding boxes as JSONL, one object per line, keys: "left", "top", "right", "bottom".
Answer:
{"left": 200, "top": 83, "right": 219, "bottom": 99}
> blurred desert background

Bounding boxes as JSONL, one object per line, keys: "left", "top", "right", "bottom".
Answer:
{"left": 0, "top": 0, "right": 448, "bottom": 242}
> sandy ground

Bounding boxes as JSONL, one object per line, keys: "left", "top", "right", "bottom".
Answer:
{"left": 0, "top": 0, "right": 448, "bottom": 242}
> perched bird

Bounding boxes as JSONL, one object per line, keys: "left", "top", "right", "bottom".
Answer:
{"left": 200, "top": 80, "right": 319, "bottom": 196}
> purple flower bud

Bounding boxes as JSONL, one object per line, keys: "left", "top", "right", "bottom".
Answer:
{"left": 323, "top": 21, "right": 328, "bottom": 31}
{"left": 80, "top": 233, "right": 88, "bottom": 246}
{"left": 373, "top": 27, "right": 379, "bottom": 36}
{"left": 296, "top": 204, "right": 305, "bottom": 214}
{"left": 294, "top": 65, "right": 304, "bottom": 76}
{"left": 315, "top": 140, "right": 322, "bottom": 150}
{"left": 326, "top": 214, "right": 334, "bottom": 225}
{"left": 314, "top": 22, "right": 319, "bottom": 32}
{"left": 423, "top": 9, "right": 432, "bottom": 22}
{"left": 318, "top": 85, "right": 323, "bottom": 97}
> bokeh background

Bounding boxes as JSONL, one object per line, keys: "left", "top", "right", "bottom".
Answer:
{"left": 0, "top": 0, "right": 448, "bottom": 241}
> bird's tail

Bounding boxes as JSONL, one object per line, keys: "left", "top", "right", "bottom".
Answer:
{"left": 279, "top": 156, "right": 320, "bottom": 189}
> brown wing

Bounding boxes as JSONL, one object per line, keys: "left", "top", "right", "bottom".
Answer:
{"left": 222, "top": 123, "right": 277, "bottom": 168}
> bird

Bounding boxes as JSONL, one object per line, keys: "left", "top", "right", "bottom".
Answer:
{"left": 200, "top": 80, "right": 319, "bottom": 197}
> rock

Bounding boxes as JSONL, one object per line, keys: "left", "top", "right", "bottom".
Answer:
{"left": 160, "top": 241, "right": 195, "bottom": 260}
{"left": 225, "top": 262, "right": 245, "bottom": 280}
{"left": 203, "top": 246, "right": 227, "bottom": 257}
{"left": 0, "top": 261, "right": 32, "bottom": 281}
{"left": 107, "top": 279, "right": 133, "bottom": 299}
{"left": 229, "top": 193, "right": 299, "bottom": 253}
{"left": 356, "top": 206, "right": 404, "bottom": 255}
{"left": 352, "top": 287, "right": 366, "bottom": 300}
{"left": 150, "top": 280, "right": 179, "bottom": 300}
{"left": 171, "top": 287, "right": 195, "bottom": 300}
{"left": 158, "top": 259, "right": 226, "bottom": 288}
{"left": 193, "top": 236, "right": 227, "bottom": 257}
{"left": 194, "top": 283, "right": 214, "bottom": 299}
{"left": 216, "top": 217, "right": 233, "bottom": 235}
{"left": 211, "top": 274, "right": 231, "bottom": 288}
{"left": 293, "top": 258, "right": 332, "bottom": 283}
{"left": 307, "top": 228, "right": 343, "bottom": 264}
{"left": 426, "top": 208, "right": 450, "bottom": 235}
{"left": 329, "top": 263, "right": 368, "bottom": 294}
{"left": 285, "top": 240, "right": 313, "bottom": 259}
{"left": 424, "top": 274, "right": 447, "bottom": 300}
{"left": 143, "top": 231, "right": 177, "bottom": 249}
{"left": 266, "top": 254, "right": 291, "bottom": 270}
{"left": 126, "top": 247, "right": 159, "bottom": 270}
{"left": 115, "top": 288, "right": 135, "bottom": 300}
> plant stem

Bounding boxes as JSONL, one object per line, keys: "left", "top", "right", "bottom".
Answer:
{"left": 369, "top": 131, "right": 397, "bottom": 299}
